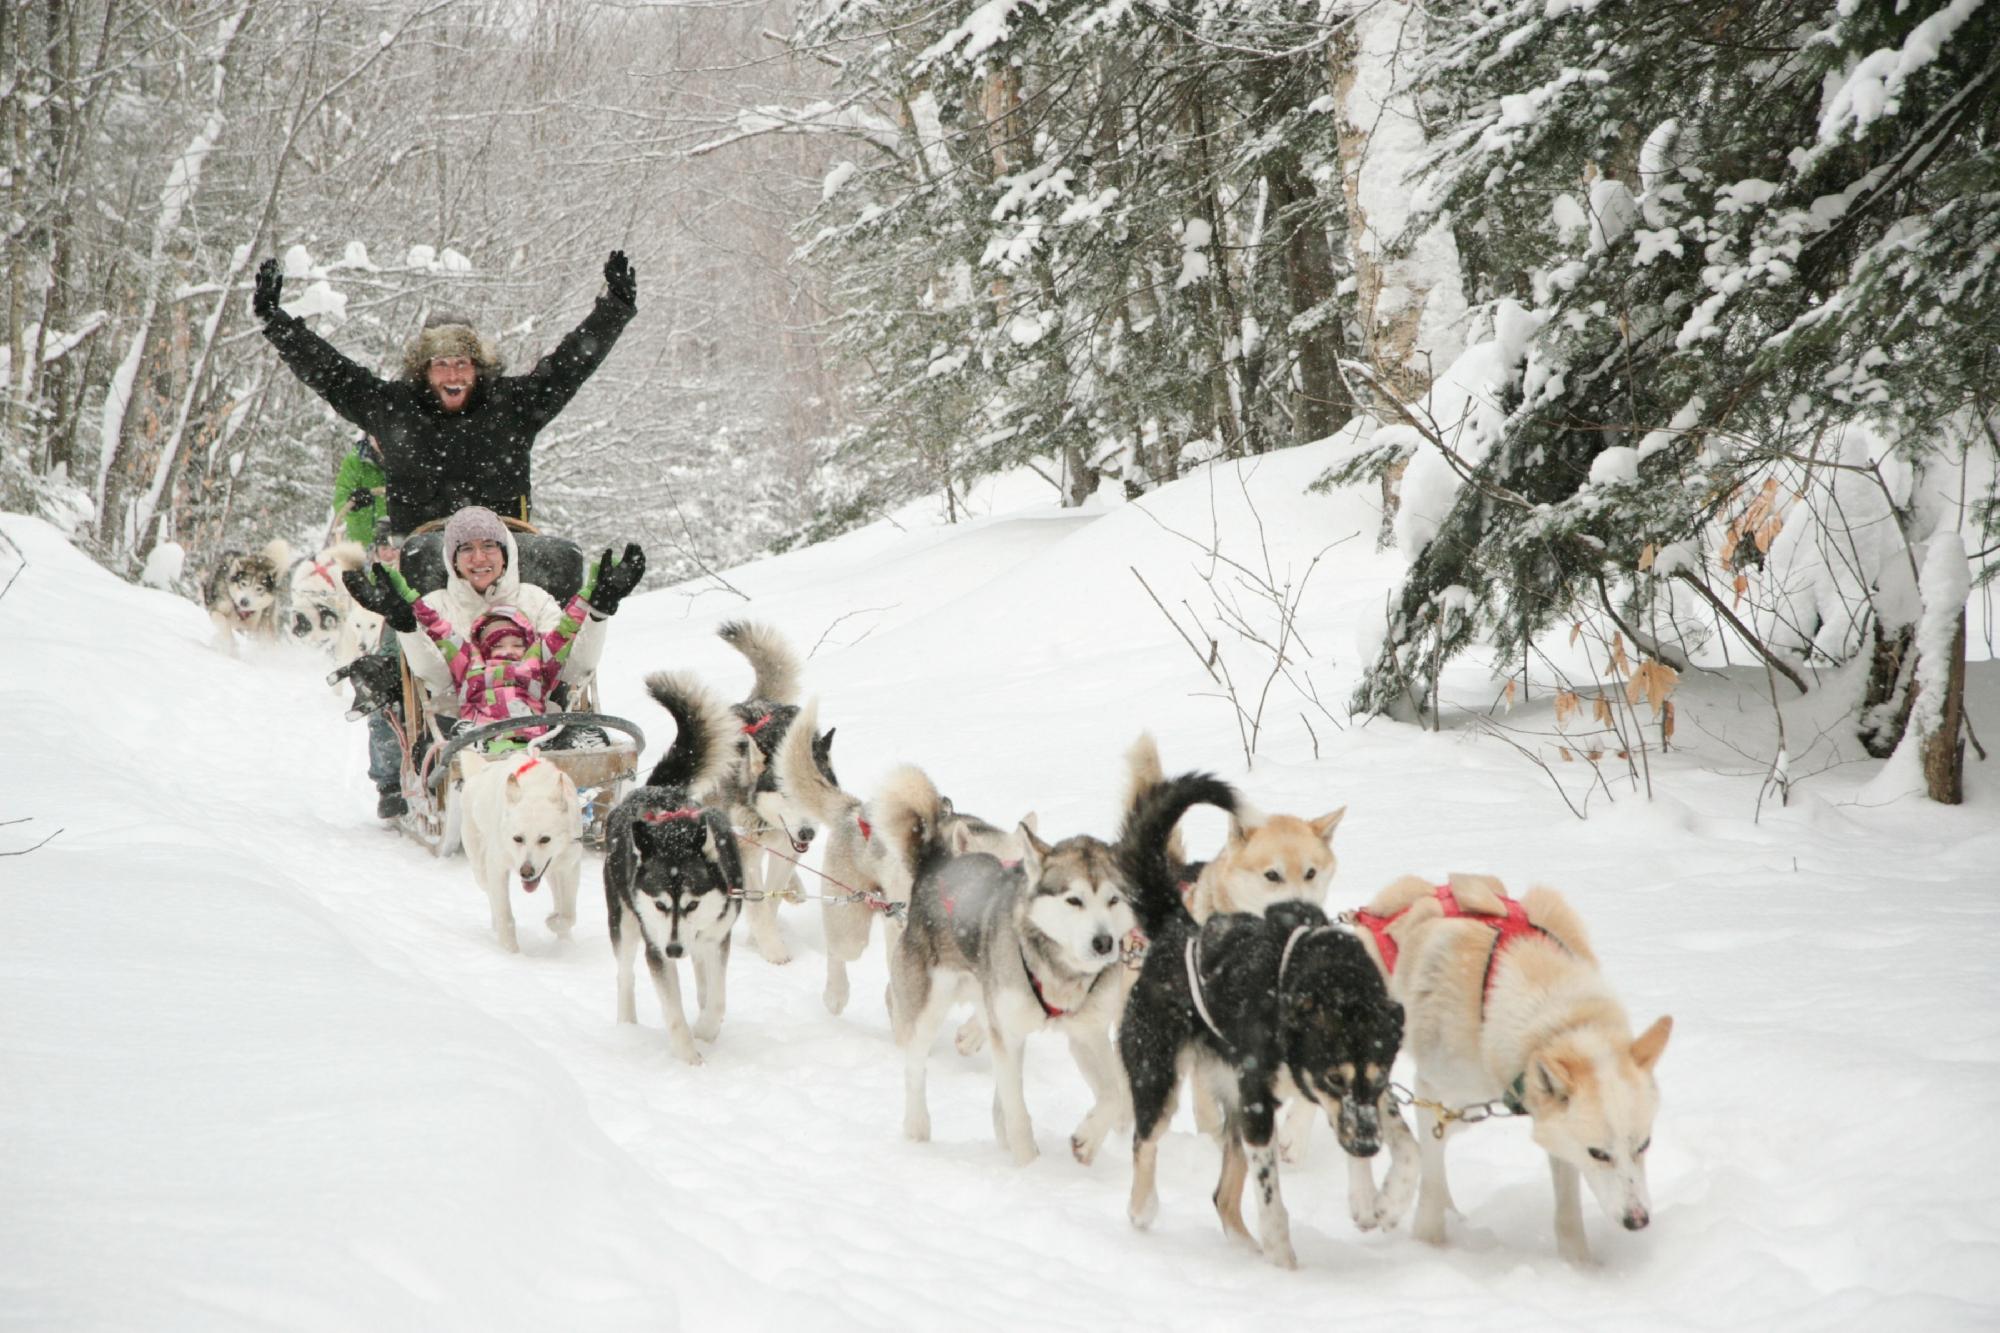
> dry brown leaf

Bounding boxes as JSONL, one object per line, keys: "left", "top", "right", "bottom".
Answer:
{"left": 1638, "top": 542, "right": 1657, "bottom": 572}
{"left": 1559, "top": 746, "right": 1573, "bottom": 762}
{"left": 1592, "top": 695, "right": 1614, "bottom": 727}
{"left": 1504, "top": 678, "right": 1518, "bottom": 709}
{"left": 1663, "top": 699, "right": 1676, "bottom": 742}
{"left": 1569, "top": 623, "right": 1582, "bottom": 647}
{"left": 1733, "top": 572, "right": 1749, "bottom": 606}
{"left": 1586, "top": 750, "right": 1604, "bottom": 763}
{"left": 1555, "top": 690, "right": 1580, "bottom": 727}
{"left": 1611, "top": 634, "right": 1629, "bottom": 675}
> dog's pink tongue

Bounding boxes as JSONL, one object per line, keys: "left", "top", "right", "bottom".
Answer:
{"left": 520, "top": 871, "right": 541, "bottom": 893}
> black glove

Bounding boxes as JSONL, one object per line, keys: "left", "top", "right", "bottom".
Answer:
{"left": 343, "top": 563, "right": 418, "bottom": 635}
{"left": 587, "top": 543, "right": 646, "bottom": 617}
{"left": 604, "top": 250, "right": 637, "bottom": 309}
{"left": 328, "top": 653, "right": 402, "bottom": 721}
{"left": 253, "top": 258, "right": 284, "bottom": 321}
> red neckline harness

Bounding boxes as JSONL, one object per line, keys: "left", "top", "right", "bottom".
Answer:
{"left": 1352, "top": 884, "right": 1564, "bottom": 1009}
{"left": 741, "top": 713, "right": 775, "bottom": 738}
{"left": 1023, "top": 948, "right": 1069, "bottom": 1019}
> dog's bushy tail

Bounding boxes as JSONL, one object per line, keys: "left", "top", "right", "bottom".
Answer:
{"left": 644, "top": 670, "right": 736, "bottom": 794}
{"left": 1118, "top": 771, "right": 1237, "bottom": 938}
{"left": 718, "top": 620, "right": 801, "bottom": 705}
{"left": 774, "top": 698, "right": 855, "bottom": 825}
{"left": 1122, "top": 732, "right": 1185, "bottom": 864}
{"left": 872, "top": 763, "right": 949, "bottom": 885}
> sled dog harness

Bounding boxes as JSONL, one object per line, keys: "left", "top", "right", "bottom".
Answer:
{"left": 1186, "top": 923, "right": 1318, "bottom": 1044}
{"left": 1022, "top": 948, "right": 1070, "bottom": 1019}
{"left": 1351, "top": 885, "right": 1563, "bottom": 1008}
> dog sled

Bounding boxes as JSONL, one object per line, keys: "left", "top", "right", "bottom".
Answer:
{"left": 383, "top": 516, "right": 644, "bottom": 856}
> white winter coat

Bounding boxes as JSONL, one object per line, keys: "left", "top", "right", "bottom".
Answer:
{"left": 398, "top": 525, "right": 606, "bottom": 717}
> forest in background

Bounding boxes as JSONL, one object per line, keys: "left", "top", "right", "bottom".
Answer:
{"left": 3, "top": 0, "right": 1994, "bottom": 796}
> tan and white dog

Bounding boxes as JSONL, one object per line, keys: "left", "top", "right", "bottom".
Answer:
{"left": 1351, "top": 873, "right": 1672, "bottom": 1263}
{"left": 457, "top": 752, "right": 584, "bottom": 954}
{"left": 203, "top": 539, "right": 291, "bottom": 655}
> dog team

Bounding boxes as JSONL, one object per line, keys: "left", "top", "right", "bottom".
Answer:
{"left": 450, "top": 618, "right": 1672, "bottom": 1271}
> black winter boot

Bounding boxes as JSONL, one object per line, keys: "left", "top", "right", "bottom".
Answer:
{"left": 376, "top": 790, "right": 408, "bottom": 820}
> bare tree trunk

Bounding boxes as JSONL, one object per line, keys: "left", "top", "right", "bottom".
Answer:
{"left": 1328, "top": 0, "right": 1468, "bottom": 514}
{"left": 1921, "top": 612, "right": 1966, "bottom": 805}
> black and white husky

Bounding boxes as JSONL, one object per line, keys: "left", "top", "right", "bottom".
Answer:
{"left": 880, "top": 765, "right": 1136, "bottom": 1167}
{"left": 605, "top": 671, "right": 745, "bottom": 1066}
{"left": 1117, "top": 772, "right": 1410, "bottom": 1268}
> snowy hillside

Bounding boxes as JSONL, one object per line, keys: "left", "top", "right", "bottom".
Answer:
{"left": 4, "top": 450, "right": 1998, "bottom": 1331}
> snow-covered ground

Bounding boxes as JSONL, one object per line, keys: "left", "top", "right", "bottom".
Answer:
{"left": 4, "top": 447, "right": 1998, "bottom": 1330}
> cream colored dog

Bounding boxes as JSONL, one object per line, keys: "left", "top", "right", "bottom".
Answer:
{"left": 1351, "top": 873, "right": 1672, "bottom": 1263}
{"left": 458, "top": 752, "right": 583, "bottom": 954}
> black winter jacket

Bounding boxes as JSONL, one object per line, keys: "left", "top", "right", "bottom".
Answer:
{"left": 262, "top": 295, "right": 635, "bottom": 531}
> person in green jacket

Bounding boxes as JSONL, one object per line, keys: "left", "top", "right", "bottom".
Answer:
{"left": 333, "top": 433, "right": 389, "bottom": 548}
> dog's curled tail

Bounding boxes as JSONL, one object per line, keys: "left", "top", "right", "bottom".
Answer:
{"left": 643, "top": 670, "right": 736, "bottom": 794}
{"left": 717, "top": 620, "right": 801, "bottom": 705}
{"left": 775, "top": 698, "right": 854, "bottom": 825}
{"left": 1118, "top": 771, "right": 1237, "bottom": 938}
{"left": 872, "top": 763, "right": 948, "bottom": 884}
{"left": 1122, "top": 732, "right": 1186, "bottom": 865}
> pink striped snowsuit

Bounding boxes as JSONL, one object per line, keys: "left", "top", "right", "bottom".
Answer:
{"left": 411, "top": 594, "right": 592, "bottom": 737}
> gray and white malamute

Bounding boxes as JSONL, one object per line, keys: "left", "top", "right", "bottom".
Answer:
{"left": 605, "top": 671, "right": 745, "bottom": 1065}
{"left": 881, "top": 766, "right": 1136, "bottom": 1166}
{"left": 203, "top": 538, "right": 290, "bottom": 655}
{"left": 773, "top": 701, "right": 1035, "bottom": 1025}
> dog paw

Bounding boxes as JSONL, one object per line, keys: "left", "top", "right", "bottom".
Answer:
{"left": 545, "top": 911, "right": 575, "bottom": 938}
{"left": 1129, "top": 1194, "right": 1159, "bottom": 1231}
{"left": 755, "top": 939, "right": 792, "bottom": 966}
{"left": 1070, "top": 1131, "right": 1100, "bottom": 1167}
{"left": 904, "top": 1111, "right": 931, "bottom": 1143}
{"left": 823, "top": 977, "right": 849, "bottom": 1015}
{"left": 691, "top": 1014, "right": 721, "bottom": 1042}
{"left": 1263, "top": 1240, "right": 1299, "bottom": 1271}
{"left": 496, "top": 928, "right": 520, "bottom": 954}
{"left": 954, "top": 1016, "right": 988, "bottom": 1057}
{"left": 1412, "top": 1211, "right": 1447, "bottom": 1246}
{"left": 670, "top": 1041, "right": 704, "bottom": 1067}
{"left": 1009, "top": 1137, "right": 1040, "bottom": 1167}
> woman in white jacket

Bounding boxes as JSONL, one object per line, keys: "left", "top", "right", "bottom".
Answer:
{"left": 398, "top": 506, "right": 610, "bottom": 719}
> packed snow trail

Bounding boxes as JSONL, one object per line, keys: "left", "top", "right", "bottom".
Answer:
{"left": 4, "top": 450, "right": 1999, "bottom": 1330}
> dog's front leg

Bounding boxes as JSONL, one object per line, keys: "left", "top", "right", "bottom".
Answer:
{"left": 545, "top": 848, "right": 580, "bottom": 940}
{"left": 1065, "top": 1022, "right": 1130, "bottom": 1166}
{"left": 1412, "top": 1100, "right": 1455, "bottom": 1246}
{"left": 821, "top": 897, "right": 870, "bottom": 1015}
{"left": 1372, "top": 1101, "right": 1420, "bottom": 1231}
{"left": 1550, "top": 1154, "right": 1593, "bottom": 1264}
{"left": 481, "top": 856, "right": 518, "bottom": 954}
{"left": 644, "top": 948, "right": 701, "bottom": 1065}
{"left": 987, "top": 1020, "right": 1038, "bottom": 1166}
{"left": 691, "top": 941, "right": 728, "bottom": 1042}
{"left": 739, "top": 844, "right": 791, "bottom": 965}
{"left": 1277, "top": 1097, "right": 1316, "bottom": 1164}
{"left": 1248, "top": 1140, "right": 1297, "bottom": 1270}
{"left": 612, "top": 907, "right": 639, "bottom": 1024}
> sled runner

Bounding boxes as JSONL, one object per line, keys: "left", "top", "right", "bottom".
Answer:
{"left": 386, "top": 517, "right": 643, "bottom": 856}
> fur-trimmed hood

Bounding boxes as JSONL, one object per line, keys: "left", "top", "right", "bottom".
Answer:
{"left": 400, "top": 312, "right": 504, "bottom": 383}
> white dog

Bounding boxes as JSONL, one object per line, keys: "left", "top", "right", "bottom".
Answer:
{"left": 458, "top": 752, "right": 583, "bottom": 953}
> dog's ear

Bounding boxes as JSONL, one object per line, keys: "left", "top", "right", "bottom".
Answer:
{"left": 1533, "top": 1054, "right": 1577, "bottom": 1105}
{"left": 505, "top": 768, "right": 527, "bottom": 806}
{"left": 1017, "top": 821, "right": 1050, "bottom": 880}
{"left": 1311, "top": 806, "right": 1347, "bottom": 843}
{"left": 459, "top": 753, "right": 488, "bottom": 781}
{"left": 1019, "top": 810, "right": 1039, "bottom": 836}
{"left": 1630, "top": 1015, "right": 1672, "bottom": 1072}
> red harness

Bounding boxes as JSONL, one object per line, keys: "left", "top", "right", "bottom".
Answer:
{"left": 741, "top": 714, "right": 774, "bottom": 737}
{"left": 1353, "top": 884, "right": 1557, "bottom": 1004}
{"left": 308, "top": 559, "right": 339, "bottom": 589}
